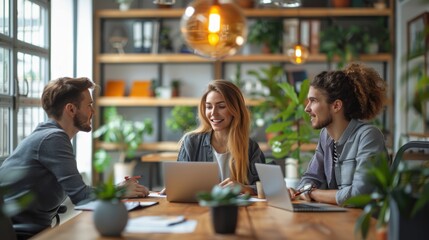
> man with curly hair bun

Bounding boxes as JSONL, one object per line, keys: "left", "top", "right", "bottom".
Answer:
{"left": 289, "top": 63, "right": 388, "bottom": 206}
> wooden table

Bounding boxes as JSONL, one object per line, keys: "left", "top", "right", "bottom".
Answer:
{"left": 33, "top": 197, "right": 374, "bottom": 240}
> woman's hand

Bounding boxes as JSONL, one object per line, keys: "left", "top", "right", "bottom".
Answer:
{"left": 219, "top": 178, "right": 255, "bottom": 195}
{"left": 119, "top": 180, "right": 150, "bottom": 198}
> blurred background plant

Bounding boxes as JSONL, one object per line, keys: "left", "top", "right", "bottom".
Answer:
{"left": 248, "top": 19, "right": 283, "bottom": 53}
{"left": 166, "top": 106, "right": 197, "bottom": 133}
{"left": 93, "top": 106, "right": 153, "bottom": 165}
{"left": 248, "top": 65, "right": 319, "bottom": 175}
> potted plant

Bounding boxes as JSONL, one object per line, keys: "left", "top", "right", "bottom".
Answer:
{"left": 411, "top": 74, "right": 429, "bottom": 129}
{"left": 247, "top": 19, "right": 283, "bottom": 53}
{"left": 344, "top": 145, "right": 429, "bottom": 240}
{"left": 93, "top": 106, "right": 153, "bottom": 184}
{"left": 320, "top": 23, "right": 365, "bottom": 69}
{"left": 116, "top": 0, "right": 134, "bottom": 11}
{"left": 170, "top": 79, "right": 181, "bottom": 97}
{"left": 92, "top": 162, "right": 128, "bottom": 237}
{"left": 362, "top": 18, "right": 390, "bottom": 54}
{"left": 166, "top": 106, "right": 197, "bottom": 133}
{"left": 197, "top": 185, "right": 250, "bottom": 234}
{"left": 248, "top": 65, "right": 319, "bottom": 178}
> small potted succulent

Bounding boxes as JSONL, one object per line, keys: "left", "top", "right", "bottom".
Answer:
{"left": 91, "top": 164, "right": 128, "bottom": 237}
{"left": 197, "top": 185, "right": 250, "bottom": 234}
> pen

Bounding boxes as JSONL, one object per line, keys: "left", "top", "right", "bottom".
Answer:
{"left": 292, "top": 184, "right": 315, "bottom": 198}
{"left": 125, "top": 175, "right": 142, "bottom": 182}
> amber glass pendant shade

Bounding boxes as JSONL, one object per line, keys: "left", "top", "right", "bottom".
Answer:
{"left": 286, "top": 44, "right": 309, "bottom": 64}
{"left": 181, "top": 0, "right": 247, "bottom": 60}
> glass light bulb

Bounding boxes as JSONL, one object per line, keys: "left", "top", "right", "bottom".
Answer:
{"left": 153, "top": 0, "right": 175, "bottom": 4}
{"left": 287, "top": 44, "right": 309, "bottom": 64}
{"left": 181, "top": 0, "right": 247, "bottom": 60}
{"left": 259, "top": 0, "right": 301, "bottom": 8}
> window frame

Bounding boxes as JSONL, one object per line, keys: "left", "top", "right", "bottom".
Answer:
{"left": 0, "top": 0, "right": 50, "bottom": 161}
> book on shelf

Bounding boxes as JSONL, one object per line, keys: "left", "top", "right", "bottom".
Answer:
{"left": 283, "top": 18, "right": 299, "bottom": 51}
{"left": 129, "top": 80, "right": 152, "bottom": 97}
{"left": 105, "top": 80, "right": 126, "bottom": 97}
{"left": 300, "top": 20, "right": 310, "bottom": 48}
{"left": 309, "top": 20, "right": 321, "bottom": 54}
{"left": 133, "top": 20, "right": 160, "bottom": 53}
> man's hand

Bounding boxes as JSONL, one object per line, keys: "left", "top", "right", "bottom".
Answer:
{"left": 119, "top": 180, "right": 149, "bottom": 198}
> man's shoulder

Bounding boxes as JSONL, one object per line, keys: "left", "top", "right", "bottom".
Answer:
{"left": 353, "top": 121, "right": 382, "bottom": 135}
{"left": 32, "top": 121, "right": 68, "bottom": 140}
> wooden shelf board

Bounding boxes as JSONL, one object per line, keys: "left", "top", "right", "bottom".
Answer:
{"left": 95, "top": 141, "right": 317, "bottom": 155}
{"left": 96, "top": 8, "right": 391, "bottom": 19}
{"left": 97, "top": 97, "right": 263, "bottom": 107}
{"left": 97, "top": 54, "right": 212, "bottom": 63}
{"left": 97, "top": 53, "right": 392, "bottom": 64}
{"left": 95, "top": 141, "right": 181, "bottom": 152}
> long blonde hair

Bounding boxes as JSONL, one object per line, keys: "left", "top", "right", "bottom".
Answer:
{"left": 183, "top": 80, "right": 251, "bottom": 184}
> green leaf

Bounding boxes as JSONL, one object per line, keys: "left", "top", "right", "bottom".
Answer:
{"left": 343, "top": 194, "right": 373, "bottom": 207}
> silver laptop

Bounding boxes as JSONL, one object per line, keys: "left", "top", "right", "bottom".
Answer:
{"left": 255, "top": 163, "right": 346, "bottom": 212}
{"left": 163, "top": 162, "right": 220, "bottom": 203}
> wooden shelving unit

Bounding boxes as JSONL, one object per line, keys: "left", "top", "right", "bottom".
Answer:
{"left": 93, "top": 2, "right": 396, "bottom": 169}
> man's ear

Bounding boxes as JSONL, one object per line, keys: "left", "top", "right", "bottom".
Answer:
{"left": 64, "top": 103, "right": 76, "bottom": 116}
{"left": 332, "top": 99, "right": 343, "bottom": 113}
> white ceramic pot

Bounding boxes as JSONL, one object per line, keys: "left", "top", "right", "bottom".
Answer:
{"left": 118, "top": 0, "right": 133, "bottom": 11}
{"left": 93, "top": 200, "right": 128, "bottom": 236}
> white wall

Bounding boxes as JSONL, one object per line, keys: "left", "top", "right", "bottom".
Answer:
{"left": 51, "top": 0, "right": 93, "bottom": 184}
{"left": 395, "top": 0, "right": 429, "bottom": 150}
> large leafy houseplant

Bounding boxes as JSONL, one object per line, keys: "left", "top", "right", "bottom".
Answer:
{"left": 345, "top": 150, "right": 429, "bottom": 240}
{"left": 248, "top": 65, "right": 319, "bottom": 174}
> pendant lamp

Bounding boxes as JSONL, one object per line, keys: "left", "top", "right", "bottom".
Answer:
{"left": 181, "top": 0, "right": 247, "bottom": 60}
{"left": 286, "top": 43, "right": 309, "bottom": 64}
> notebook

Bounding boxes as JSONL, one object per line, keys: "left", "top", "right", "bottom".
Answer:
{"left": 163, "top": 162, "right": 220, "bottom": 203}
{"left": 75, "top": 201, "right": 158, "bottom": 211}
{"left": 255, "top": 163, "right": 346, "bottom": 212}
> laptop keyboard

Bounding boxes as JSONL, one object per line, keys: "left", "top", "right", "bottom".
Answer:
{"left": 292, "top": 203, "right": 323, "bottom": 212}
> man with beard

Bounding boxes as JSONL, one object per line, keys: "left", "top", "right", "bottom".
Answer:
{"left": 288, "top": 63, "right": 388, "bottom": 206}
{"left": 0, "top": 77, "right": 149, "bottom": 233}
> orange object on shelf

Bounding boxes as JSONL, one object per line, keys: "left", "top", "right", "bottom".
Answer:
{"left": 105, "top": 80, "right": 126, "bottom": 97}
{"left": 129, "top": 80, "right": 151, "bottom": 97}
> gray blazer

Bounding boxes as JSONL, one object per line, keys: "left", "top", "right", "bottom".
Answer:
{"left": 177, "top": 132, "right": 267, "bottom": 192}
{"left": 298, "top": 119, "right": 388, "bottom": 205}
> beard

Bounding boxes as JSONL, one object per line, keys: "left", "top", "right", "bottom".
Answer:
{"left": 313, "top": 114, "right": 333, "bottom": 130}
{"left": 73, "top": 112, "right": 92, "bottom": 132}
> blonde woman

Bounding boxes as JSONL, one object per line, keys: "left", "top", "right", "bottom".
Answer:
{"left": 176, "top": 80, "right": 267, "bottom": 195}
